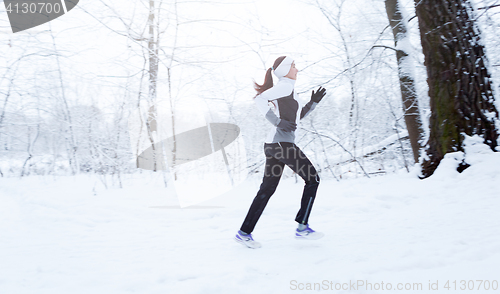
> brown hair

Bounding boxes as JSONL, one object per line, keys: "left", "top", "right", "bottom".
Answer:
{"left": 253, "top": 56, "right": 286, "bottom": 97}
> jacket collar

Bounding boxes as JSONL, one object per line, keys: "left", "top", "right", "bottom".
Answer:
{"left": 278, "top": 76, "right": 296, "bottom": 87}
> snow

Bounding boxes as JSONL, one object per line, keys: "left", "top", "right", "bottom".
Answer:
{"left": 1, "top": 143, "right": 500, "bottom": 294}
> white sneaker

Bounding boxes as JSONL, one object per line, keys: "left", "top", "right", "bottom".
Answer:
{"left": 295, "top": 224, "right": 324, "bottom": 240}
{"left": 234, "top": 230, "right": 262, "bottom": 249}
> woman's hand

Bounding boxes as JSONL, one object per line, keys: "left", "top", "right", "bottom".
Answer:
{"left": 311, "top": 86, "right": 327, "bottom": 103}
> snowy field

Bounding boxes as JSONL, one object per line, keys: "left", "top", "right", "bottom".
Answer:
{"left": 1, "top": 141, "right": 499, "bottom": 294}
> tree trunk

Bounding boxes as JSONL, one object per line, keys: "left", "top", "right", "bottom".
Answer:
{"left": 147, "top": 0, "right": 160, "bottom": 171}
{"left": 385, "top": 0, "right": 424, "bottom": 163}
{"left": 137, "top": 0, "right": 164, "bottom": 171}
{"left": 414, "top": 0, "right": 499, "bottom": 177}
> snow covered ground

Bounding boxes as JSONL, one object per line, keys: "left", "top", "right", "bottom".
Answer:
{"left": 1, "top": 141, "right": 499, "bottom": 294}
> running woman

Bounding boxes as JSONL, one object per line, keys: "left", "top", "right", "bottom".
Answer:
{"left": 235, "top": 56, "right": 327, "bottom": 249}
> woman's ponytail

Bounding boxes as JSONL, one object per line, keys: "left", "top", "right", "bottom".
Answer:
{"left": 254, "top": 68, "right": 273, "bottom": 97}
{"left": 253, "top": 56, "right": 286, "bottom": 98}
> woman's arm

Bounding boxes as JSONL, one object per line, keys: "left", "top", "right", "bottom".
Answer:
{"left": 300, "top": 86, "right": 326, "bottom": 119}
{"left": 254, "top": 92, "right": 281, "bottom": 126}
{"left": 254, "top": 83, "right": 293, "bottom": 126}
{"left": 300, "top": 100, "right": 318, "bottom": 120}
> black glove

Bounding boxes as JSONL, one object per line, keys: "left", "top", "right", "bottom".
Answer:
{"left": 277, "top": 119, "right": 297, "bottom": 132}
{"left": 311, "top": 86, "right": 327, "bottom": 103}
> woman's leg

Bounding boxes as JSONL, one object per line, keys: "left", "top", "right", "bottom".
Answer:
{"left": 273, "top": 143, "right": 320, "bottom": 225}
{"left": 240, "top": 144, "right": 285, "bottom": 234}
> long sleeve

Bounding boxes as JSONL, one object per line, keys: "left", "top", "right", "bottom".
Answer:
{"left": 299, "top": 99, "right": 318, "bottom": 120}
{"left": 254, "top": 77, "right": 299, "bottom": 144}
{"left": 255, "top": 91, "right": 281, "bottom": 127}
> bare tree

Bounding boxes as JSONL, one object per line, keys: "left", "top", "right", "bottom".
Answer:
{"left": 385, "top": 0, "right": 424, "bottom": 163}
{"left": 131, "top": 0, "right": 166, "bottom": 173}
{"left": 304, "top": 0, "right": 417, "bottom": 177}
{"left": 49, "top": 25, "right": 80, "bottom": 175}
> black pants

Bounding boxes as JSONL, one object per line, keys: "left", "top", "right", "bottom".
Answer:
{"left": 240, "top": 142, "right": 320, "bottom": 234}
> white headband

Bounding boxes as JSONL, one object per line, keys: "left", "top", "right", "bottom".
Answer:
{"left": 273, "top": 56, "right": 294, "bottom": 78}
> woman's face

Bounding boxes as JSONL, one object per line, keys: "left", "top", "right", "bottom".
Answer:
{"left": 285, "top": 62, "right": 298, "bottom": 80}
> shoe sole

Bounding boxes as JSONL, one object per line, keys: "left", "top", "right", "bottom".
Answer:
{"left": 295, "top": 232, "right": 325, "bottom": 240}
{"left": 234, "top": 236, "right": 262, "bottom": 249}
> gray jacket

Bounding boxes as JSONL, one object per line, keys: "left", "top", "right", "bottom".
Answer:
{"left": 254, "top": 77, "right": 317, "bottom": 144}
